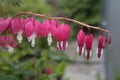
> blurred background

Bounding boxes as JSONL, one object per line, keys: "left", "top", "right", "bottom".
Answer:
{"left": 0, "top": 0, "right": 119, "bottom": 80}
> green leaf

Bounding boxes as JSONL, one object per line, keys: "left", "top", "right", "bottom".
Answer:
{"left": 0, "top": 73, "right": 18, "bottom": 80}
{"left": 55, "top": 61, "right": 67, "bottom": 76}
{"left": 21, "top": 71, "right": 35, "bottom": 79}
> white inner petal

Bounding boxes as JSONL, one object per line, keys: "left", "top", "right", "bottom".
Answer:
{"left": 85, "top": 50, "right": 87, "bottom": 57}
{"left": 31, "top": 38, "right": 35, "bottom": 47}
{"left": 85, "top": 50, "right": 92, "bottom": 58}
{"left": 101, "top": 49, "right": 104, "bottom": 56}
{"left": 17, "top": 31, "right": 23, "bottom": 44}
{"left": 47, "top": 33, "right": 52, "bottom": 46}
{"left": 7, "top": 45, "right": 14, "bottom": 53}
{"left": 60, "top": 41, "right": 63, "bottom": 50}
{"left": 96, "top": 48, "right": 98, "bottom": 55}
{"left": 28, "top": 35, "right": 32, "bottom": 42}
{"left": 57, "top": 42, "right": 60, "bottom": 50}
{"left": 90, "top": 50, "right": 92, "bottom": 57}
{"left": 66, "top": 41, "right": 68, "bottom": 47}
{"left": 77, "top": 46, "right": 79, "bottom": 54}
{"left": 28, "top": 33, "right": 36, "bottom": 47}
{"left": 82, "top": 46, "right": 85, "bottom": 55}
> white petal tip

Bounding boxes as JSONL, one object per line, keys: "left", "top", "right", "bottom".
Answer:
{"left": 60, "top": 41, "right": 63, "bottom": 50}
{"left": 7, "top": 45, "right": 14, "bottom": 53}
{"left": 77, "top": 46, "right": 79, "bottom": 54}
{"left": 47, "top": 33, "right": 52, "bottom": 46}
{"left": 82, "top": 47, "right": 85, "bottom": 55}
{"left": 66, "top": 41, "right": 68, "bottom": 47}
{"left": 17, "top": 31, "right": 23, "bottom": 44}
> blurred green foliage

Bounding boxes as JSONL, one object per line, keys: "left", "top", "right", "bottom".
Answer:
{"left": 0, "top": 0, "right": 102, "bottom": 79}
{"left": 0, "top": 47, "right": 68, "bottom": 80}
{"left": 0, "top": 0, "right": 52, "bottom": 17}
{"left": 57, "top": 0, "right": 101, "bottom": 36}
{"left": 0, "top": 0, "right": 68, "bottom": 80}
{"left": 57, "top": 0, "right": 101, "bottom": 25}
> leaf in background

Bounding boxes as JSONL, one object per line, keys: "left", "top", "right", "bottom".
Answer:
{"left": 6, "top": 0, "right": 22, "bottom": 6}
{"left": 21, "top": 71, "right": 35, "bottom": 80}
{"left": 0, "top": 73, "right": 18, "bottom": 80}
{"left": 55, "top": 61, "right": 66, "bottom": 76}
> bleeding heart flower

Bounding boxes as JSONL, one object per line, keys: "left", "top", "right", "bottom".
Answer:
{"left": 53, "top": 23, "right": 70, "bottom": 51}
{"left": 0, "top": 35, "right": 16, "bottom": 53}
{"left": 23, "top": 20, "right": 35, "bottom": 38}
{"left": 0, "top": 17, "right": 11, "bottom": 33}
{"left": 77, "top": 30, "right": 85, "bottom": 56}
{"left": 9, "top": 18, "right": 21, "bottom": 34}
{"left": 8, "top": 18, "right": 23, "bottom": 44}
{"left": 85, "top": 34, "right": 93, "bottom": 59}
{"left": 97, "top": 35, "right": 105, "bottom": 58}
{"left": 23, "top": 17, "right": 42, "bottom": 47}
{"left": 41, "top": 19, "right": 58, "bottom": 46}
{"left": 36, "top": 21, "right": 42, "bottom": 38}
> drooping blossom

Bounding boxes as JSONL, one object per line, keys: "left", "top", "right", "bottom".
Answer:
{"left": 53, "top": 23, "right": 70, "bottom": 51}
{"left": 77, "top": 30, "right": 85, "bottom": 56}
{"left": 23, "top": 17, "right": 41, "bottom": 47}
{"left": 41, "top": 19, "right": 58, "bottom": 46}
{"left": 8, "top": 18, "right": 23, "bottom": 44}
{"left": 0, "top": 17, "right": 11, "bottom": 33}
{"left": 97, "top": 35, "right": 105, "bottom": 58}
{"left": 85, "top": 34, "right": 93, "bottom": 59}
{"left": 0, "top": 35, "right": 16, "bottom": 53}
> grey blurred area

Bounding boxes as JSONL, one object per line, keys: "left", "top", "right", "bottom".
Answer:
{"left": 64, "top": 38, "right": 105, "bottom": 80}
{"left": 48, "top": 0, "right": 120, "bottom": 80}
{"left": 104, "top": 0, "right": 120, "bottom": 80}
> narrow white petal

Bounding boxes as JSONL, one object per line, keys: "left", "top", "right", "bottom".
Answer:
{"left": 17, "top": 31, "right": 23, "bottom": 44}
{"left": 85, "top": 50, "right": 87, "bottom": 57}
{"left": 57, "top": 42, "right": 60, "bottom": 50}
{"left": 31, "top": 38, "right": 35, "bottom": 47}
{"left": 96, "top": 48, "right": 98, "bottom": 55}
{"left": 47, "top": 33, "right": 52, "bottom": 46}
{"left": 60, "top": 41, "right": 63, "bottom": 50}
{"left": 77, "top": 46, "right": 79, "bottom": 54}
{"left": 90, "top": 50, "right": 92, "bottom": 57}
{"left": 28, "top": 33, "right": 36, "bottom": 43}
{"left": 7, "top": 45, "right": 14, "bottom": 53}
{"left": 28, "top": 35, "right": 32, "bottom": 42}
{"left": 82, "top": 46, "right": 85, "bottom": 55}
{"left": 101, "top": 49, "right": 104, "bottom": 56}
{"left": 66, "top": 41, "right": 68, "bottom": 47}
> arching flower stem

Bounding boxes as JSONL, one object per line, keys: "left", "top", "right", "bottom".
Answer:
{"left": 13, "top": 12, "right": 110, "bottom": 34}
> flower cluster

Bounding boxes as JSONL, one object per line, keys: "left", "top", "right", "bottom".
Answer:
{"left": 0, "top": 17, "right": 70, "bottom": 52}
{"left": 77, "top": 30, "right": 111, "bottom": 59}
{"left": 0, "top": 16, "right": 111, "bottom": 59}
